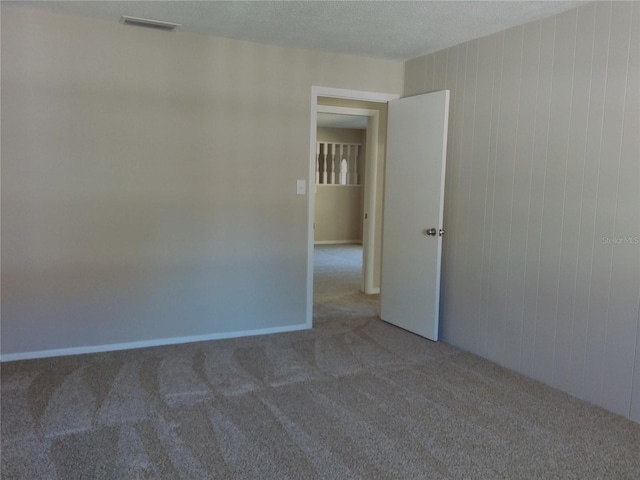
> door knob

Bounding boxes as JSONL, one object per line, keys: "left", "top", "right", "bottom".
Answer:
{"left": 424, "top": 228, "right": 437, "bottom": 236}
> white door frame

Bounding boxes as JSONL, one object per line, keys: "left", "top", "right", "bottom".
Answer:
{"left": 306, "top": 86, "right": 399, "bottom": 327}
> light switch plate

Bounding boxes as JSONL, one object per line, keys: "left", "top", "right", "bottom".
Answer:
{"left": 296, "top": 179, "right": 306, "bottom": 195}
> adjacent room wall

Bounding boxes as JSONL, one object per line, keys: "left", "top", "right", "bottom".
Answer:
{"left": 314, "top": 186, "right": 363, "bottom": 243}
{"left": 404, "top": 1, "right": 640, "bottom": 421}
{"left": 317, "top": 127, "right": 366, "bottom": 148}
{"left": 0, "top": 5, "right": 403, "bottom": 358}
{"left": 315, "top": 127, "right": 365, "bottom": 243}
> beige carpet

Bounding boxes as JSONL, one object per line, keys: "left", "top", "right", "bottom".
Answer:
{"left": 2, "top": 244, "right": 639, "bottom": 479}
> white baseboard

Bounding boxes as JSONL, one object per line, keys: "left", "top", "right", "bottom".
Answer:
{"left": 0, "top": 323, "right": 311, "bottom": 362}
{"left": 364, "top": 287, "right": 380, "bottom": 294}
{"left": 314, "top": 240, "right": 363, "bottom": 245}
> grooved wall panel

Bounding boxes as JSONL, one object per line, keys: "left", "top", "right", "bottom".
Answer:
{"left": 404, "top": 1, "right": 640, "bottom": 421}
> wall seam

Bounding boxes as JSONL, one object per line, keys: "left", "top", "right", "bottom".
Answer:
{"left": 632, "top": 295, "right": 640, "bottom": 419}
{"left": 532, "top": 16, "right": 557, "bottom": 380}
{"left": 449, "top": 43, "right": 468, "bottom": 344}
{"left": 629, "top": 0, "right": 640, "bottom": 425}
{"left": 551, "top": 9, "right": 579, "bottom": 387}
{"left": 581, "top": 0, "right": 610, "bottom": 403}
{"left": 600, "top": 1, "right": 634, "bottom": 412}
{"left": 462, "top": 40, "right": 479, "bottom": 349}
{"left": 568, "top": 4, "right": 597, "bottom": 398}
{"left": 482, "top": 33, "right": 504, "bottom": 356}
{"left": 478, "top": 34, "right": 498, "bottom": 354}
{"left": 519, "top": 21, "right": 543, "bottom": 371}
{"left": 504, "top": 26, "right": 525, "bottom": 370}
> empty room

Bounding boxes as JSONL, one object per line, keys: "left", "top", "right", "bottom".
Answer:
{"left": 2, "top": 1, "right": 639, "bottom": 478}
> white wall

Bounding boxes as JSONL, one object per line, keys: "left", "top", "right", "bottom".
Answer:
{"left": 404, "top": 1, "right": 640, "bottom": 422}
{"left": 0, "top": 5, "right": 403, "bottom": 358}
{"left": 317, "top": 127, "right": 366, "bottom": 148}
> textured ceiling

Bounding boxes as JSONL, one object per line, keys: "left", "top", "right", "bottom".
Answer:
{"left": 17, "top": 0, "right": 587, "bottom": 61}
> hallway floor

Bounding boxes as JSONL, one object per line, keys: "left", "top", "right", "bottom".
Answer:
{"left": 313, "top": 244, "right": 379, "bottom": 323}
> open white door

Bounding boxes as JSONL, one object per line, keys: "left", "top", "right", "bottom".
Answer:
{"left": 380, "top": 90, "right": 450, "bottom": 341}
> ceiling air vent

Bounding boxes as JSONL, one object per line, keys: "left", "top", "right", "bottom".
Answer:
{"left": 120, "top": 15, "right": 181, "bottom": 32}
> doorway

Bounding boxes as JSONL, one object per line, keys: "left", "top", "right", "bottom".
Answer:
{"left": 306, "top": 87, "right": 399, "bottom": 327}
{"left": 313, "top": 244, "right": 377, "bottom": 324}
{"left": 314, "top": 108, "right": 368, "bottom": 289}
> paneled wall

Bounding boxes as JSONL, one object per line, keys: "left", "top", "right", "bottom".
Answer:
{"left": 405, "top": 1, "right": 639, "bottom": 421}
